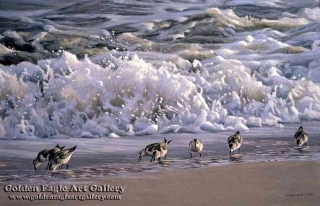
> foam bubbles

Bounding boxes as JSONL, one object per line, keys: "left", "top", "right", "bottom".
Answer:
{"left": 1, "top": 2, "right": 320, "bottom": 138}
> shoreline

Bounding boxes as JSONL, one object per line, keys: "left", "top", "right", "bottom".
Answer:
{"left": 1, "top": 160, "right": 320, "bottom": 206}
{"left": 1, "top": 126, "right": 320, "bottom": 185}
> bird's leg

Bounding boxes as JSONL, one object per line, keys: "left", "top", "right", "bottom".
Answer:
{"left": 65, "top": 164, "right": 69, "bottom": 170}
{"left": 165, "top": 154, "right": 167, "bottom": 160}
{"left": 305, "top": 142, "right": 307, "bottom": 146}
{"left": 190, "top": 152, "right": 193, "bottom": 158}
{"left": 238, "top": 148, "right": 240, "bottom": 154}
{"left": 199, "top": 152, "right": 201, "bottom": 157}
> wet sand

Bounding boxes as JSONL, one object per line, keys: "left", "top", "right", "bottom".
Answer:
{"left": 1, "top": 160, "right": 320, "bottom": 206}
{"left": 1, "top": 124, "right": 320, "bottom": 205}
{"left": 1, "top": 124, "right": 320, "bottom": 183}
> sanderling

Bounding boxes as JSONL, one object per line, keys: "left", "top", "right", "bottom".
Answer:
{"left": 294, "top": 126, "right": 308, "bottom": 147}
{"left": 48, "top": 146, "right": 77, "bottom": 170}
{"left": 150, "top": 138, "right": 173, "bottom": 162}
{"left": 32, "top": 144, "right": 65, "bottom": 170}
{"left": 138, "top": 138, "right": 172, "bottom": 162}
{"left": 227, "top": 131, "right": 243, "bottom": 156}
{"left": 189, "top": 139, "right": 203, "bottom": 158}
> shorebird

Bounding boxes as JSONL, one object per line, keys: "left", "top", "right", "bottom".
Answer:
{"left": 150, "top": 138, "right": 173, "bottom": 162}
{"left": 138, "top": 138, "right": 172, "bottom": 163}
{"left": 33, "top": 144, "right": 65, "bottom": 170}
{"left": 189, "top": 139, "right": 203, "bottom": 158}
{"left": 294, "top": 126, "right": 308, "bottom": 147}
{"left": 227, "top": 131, "right": 243, "bottom": 156}
{"left": 48, "top": 146, "right": 77, "bottom": 170}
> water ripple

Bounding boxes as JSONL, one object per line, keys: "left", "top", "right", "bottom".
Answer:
{"left": 1, "top": 144, "right": 320, "bottom": 184}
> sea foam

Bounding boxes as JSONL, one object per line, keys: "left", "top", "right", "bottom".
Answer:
{"left": 1, "top": 4, "right": 320, "bottom": 138}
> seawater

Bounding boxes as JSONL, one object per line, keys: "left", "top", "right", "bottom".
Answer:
{"left": 1, "top": 0, "right": 320, "bottom": 139}
{"left": 1, "top": 122, "right": 320, "bottom": 183}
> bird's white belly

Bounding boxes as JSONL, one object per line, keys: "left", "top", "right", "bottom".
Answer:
{"left": 231, "top": 143, "right": 241, "bottom": 151}
{"left": 160, "top": 149, "right": 167, "bottom": 157}
{"left": 57, "top": 154, "right": 73, "bottom": 164}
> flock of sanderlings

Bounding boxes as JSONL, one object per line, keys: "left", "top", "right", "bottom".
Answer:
{"left": 33, "top": 145, "right": 77, "bottom": 171}
{"left": 33, "top": 126, "right": 308, "bottom": 170}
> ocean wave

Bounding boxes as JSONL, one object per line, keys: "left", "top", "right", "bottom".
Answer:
{"left": 1, "top": 2, "right": 320, "bottom": 138}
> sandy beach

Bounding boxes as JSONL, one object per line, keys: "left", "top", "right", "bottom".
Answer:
{"left": 1, "top": 160, "right": 320, "bottom": 206}
{"left": 1, "top": 126, "right": 320, "bottom": 206}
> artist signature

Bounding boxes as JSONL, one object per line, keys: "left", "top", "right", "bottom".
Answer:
{"left": 286, "top": 193, "right": 313, "bottom": 198}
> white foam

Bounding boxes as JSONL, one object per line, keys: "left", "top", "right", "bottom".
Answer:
{"left": 1, "top": 2, "right": 320, "bottom": 138}
{"left": 224, "top": 116, "right": 249, "bottom": 131}
{"left": 200, "top": 121, "right": 225, "bottom": 132}
{"left": 159, "top": 124, "right": 182, "bottom": 134}
{"left": 108, "top": 132, "right": 120, "bottom": 138}
{"left": 135, "top": 124, "right": 158, "bottom": 135}
{"left": 246, "top": 116, "right": 263, "bottom": 127}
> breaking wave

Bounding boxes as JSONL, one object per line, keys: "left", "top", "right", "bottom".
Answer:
{"left": 1, "top": 1, "right": 320, "bottom": 138}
